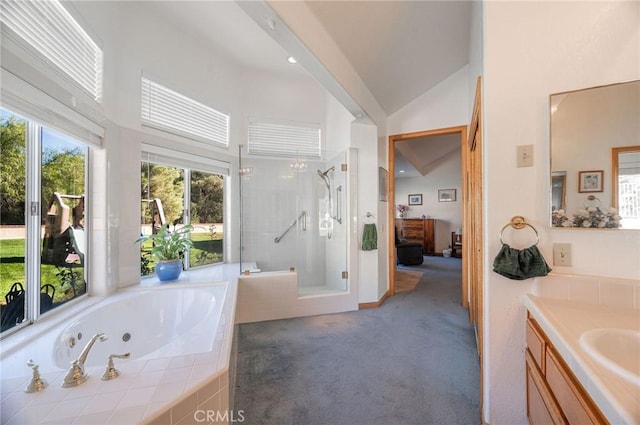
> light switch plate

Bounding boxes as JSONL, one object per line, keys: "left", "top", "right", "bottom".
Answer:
{"left": 517, "top": 145, "right": 534, "bottom": 167}
{"left": 553, "top": 243, "right": 572, "bottom": 267}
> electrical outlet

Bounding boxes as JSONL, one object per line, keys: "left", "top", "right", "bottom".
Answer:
{"left": 517, "top": 144, "right": 534, "bottom": 167}
{"left": 553, "top": 243, "right": 572, "bottom": 267}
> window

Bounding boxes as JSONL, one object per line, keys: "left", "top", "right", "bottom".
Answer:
{"left": 247, "top": 119, "right": 321, "bottom": 159}
{"left": 141, "top": 77, "right": 229, "bottom": 147}
{"left": 140, "top": 151, "right": 227, "bottom": 276}
{"left": 0, "top": 0, "right": 103, "bottom": 101}
{"left": 1, "top": 108, "right": 88, "bottom": 334}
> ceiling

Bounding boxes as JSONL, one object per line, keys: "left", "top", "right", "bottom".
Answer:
{"left": 116, "top": 1, "right": 471, "bottom": 177}
{"left": 395, "top": 134, "right": 461, "bottom": 179}
{"left": 150, "top": 1, "right": 309, "bottom": 78}
{"left": 148, "top": 1, "right": 471, "bottom": 116}
{"left": 152, "top": 1, "right": 470, "bottom": 175}
{"left": 305, "top": 1, "right": 471, "bottom": 115}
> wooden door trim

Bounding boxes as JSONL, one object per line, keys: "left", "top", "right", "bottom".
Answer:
{"left": 467, "top": 75, "right": 484, "bottom": 420}
{"left": 388, "top": 125, "right": 468, "bottom": 298}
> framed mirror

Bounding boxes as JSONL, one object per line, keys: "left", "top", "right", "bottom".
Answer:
{"left": 550, "top": 80, "right": 640, "bottom": 229}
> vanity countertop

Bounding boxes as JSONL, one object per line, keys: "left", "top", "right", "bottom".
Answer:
{"left": 524, "top": 294, "right": 640, "bottom": 424}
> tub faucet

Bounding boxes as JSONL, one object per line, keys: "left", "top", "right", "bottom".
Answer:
{"left": 62, "top": 332, "right": 108, "bottom": 388}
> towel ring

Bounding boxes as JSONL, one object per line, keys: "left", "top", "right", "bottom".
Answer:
{"left": 499, "top": 216, "right": 539, "bottom": 245}
{"left": 582, "top": 195, "right": 601, "bottom": 208}
{"left": 364, "top": 212, "right": 376, "bottom": 223}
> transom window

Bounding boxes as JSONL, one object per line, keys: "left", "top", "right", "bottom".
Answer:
{"left": 0, "top": 0, "right": 103, "bottom": 101}
{"left": 141, "top": 77, "right": 229, "bottom": 147}
{"left": 247, "top": 119, "right": 321, "bottom": 159}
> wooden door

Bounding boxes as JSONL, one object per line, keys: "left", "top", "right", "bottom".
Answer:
{"left": 464, "top": 75, "right": 484, "bottom": 414}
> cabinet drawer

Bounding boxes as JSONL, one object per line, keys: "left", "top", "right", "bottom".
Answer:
{"left": 526, "top": 316, "right": 545, "bottom": 370}
{"left": 401, "top": 219, "right": 424, "bottom": 229}
{"left": 403, "top": 228, "right": 424, "bottom": 239}
{"left": 545, "top": 347, "right": 607, "bottom": 425}
{"left": 526, "top": 351, "right": 566, "bottom": 425}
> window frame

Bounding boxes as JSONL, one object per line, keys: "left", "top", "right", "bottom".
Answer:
{"left": 1, "top": 108, "right": 90, "bottom": 337}
{"left": 139, "top": 154, "right": 227, "bottom": 278}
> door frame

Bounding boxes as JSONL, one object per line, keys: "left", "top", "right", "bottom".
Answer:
{"left": 387, "top": 125, "right": 468, "bottom": 300}
{"left": 466, "top": 76, "right": 484, "bottom": 417}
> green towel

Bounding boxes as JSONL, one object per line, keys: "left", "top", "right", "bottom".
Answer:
{"left": 362, "top": 223, "right": 377, "bottom": 251}
{"left": 492, "top": 244, "right": 551, "bottom": 280}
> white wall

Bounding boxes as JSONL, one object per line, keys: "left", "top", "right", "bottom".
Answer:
{"left": 352, "top": 122, "right": 382, "bottom": 303}
{"left": 388, "top": 65, "right": 470, "bottom": 135}
{"left": 394, "top": 148, "right": 462, "bottom": 253}
{"left": 483, "top": 2, "right": 640, "bottom": 423}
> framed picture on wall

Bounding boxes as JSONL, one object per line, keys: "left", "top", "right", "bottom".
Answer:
{"left": 578, "top": 170, "right": 603, "bottom": 193}
{"left": 408, "top": 194, "right": 422, "bottom": 205}
{"left": 438, "top": 189, "right": 456, "bottom": 202}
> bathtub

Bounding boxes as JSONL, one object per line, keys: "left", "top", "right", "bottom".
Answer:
{"left": 0, "top": 279, "right": 238, "bottom": 425}
{"left": 236, "top": 270, "right": 358, "bottom": 324}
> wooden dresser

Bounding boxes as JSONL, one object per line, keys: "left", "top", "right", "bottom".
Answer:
{"left": 395, "top": 218, "right": 436, "bottom": 255}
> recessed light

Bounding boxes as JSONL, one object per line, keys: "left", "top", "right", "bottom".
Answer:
{"left": 399, "top": 170, "right": 405, "bottom": 173}
{"left": 287, "top": 56, "right": 297, "bottom": 64}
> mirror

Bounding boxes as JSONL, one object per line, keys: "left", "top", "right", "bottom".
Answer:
{"left": 550, "top": 80, "right": 640, "bottom": 229}
{"left": 551, "top": 171, "right": 567, "bottom": 211}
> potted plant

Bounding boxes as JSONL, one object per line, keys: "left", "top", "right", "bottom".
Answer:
{"left": 136, "top": 224, "right": 193, "bottom": 281}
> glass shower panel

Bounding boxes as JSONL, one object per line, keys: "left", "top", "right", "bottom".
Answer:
{"left": 238, "top": 146, "right": 349, "bottom": 296}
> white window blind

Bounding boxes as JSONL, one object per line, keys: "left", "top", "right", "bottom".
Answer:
{"left": 0, "top": 0, "right": 103, "bottom": 101}
{"left": 247, "top": 120, "right": 321, "bottom": 159}
{"left": 0, "top": 69, "right": 104, "bottom": 146}
{"left": 141, "top": 144, "right": 230, "bottom": 176}
{"left": 141, "top": 77, "right": 229, "bottom": 148}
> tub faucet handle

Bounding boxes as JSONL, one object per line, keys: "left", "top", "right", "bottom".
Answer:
{"left": 102, "top": 353, "right": 130, "bottom": 381}
{"left": 62, "top": 332, "right": 108, "bottom": 388}
{"left": 25, "top": 359, "right": 48, "bottom": 393}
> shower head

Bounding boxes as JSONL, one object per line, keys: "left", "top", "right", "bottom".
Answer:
{"left": 319, "top": 166, "right": 335, "bottom": 177}
{"left": 317, "top": 167, "right": 333, "bottom": 190}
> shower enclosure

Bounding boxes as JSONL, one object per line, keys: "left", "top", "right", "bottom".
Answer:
{"left": 239, "top": 147, "right": 354, "bottom": 296}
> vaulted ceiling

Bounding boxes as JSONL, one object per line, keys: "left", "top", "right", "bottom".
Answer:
{"left": 88, "top": 1, "right": 471, "bottom": 177}
{"left": 149, "top": 1, "right": 472, "bottom": 177}
{"left": 305, "top": 1, "right": 471, "bottom": 115}
{"left": 147, "top": 1, "right": 471, "bottom": 116}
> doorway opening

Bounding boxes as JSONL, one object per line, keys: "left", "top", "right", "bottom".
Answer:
{"left": 388, "top": 125, "right": 467, "bottom": 301}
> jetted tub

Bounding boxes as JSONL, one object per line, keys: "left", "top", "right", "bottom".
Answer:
{"left": 0, "top": 279, "right": 237, "bottom": 425}
{"left": 53, "top": 286, "right": 224, "bottom": 368}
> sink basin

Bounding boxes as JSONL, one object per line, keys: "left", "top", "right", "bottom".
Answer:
{"left": 579, "top": 328, "right": 640, "bottom": 386}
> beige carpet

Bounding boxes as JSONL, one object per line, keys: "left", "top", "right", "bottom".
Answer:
{"left": 394, "top": 269, "right": 423, "bottom": 293}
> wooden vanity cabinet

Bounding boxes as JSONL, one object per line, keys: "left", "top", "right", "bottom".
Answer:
{"left": 525, "top": 313, "right": 608, "bottom": 425}
{"left": 395, "top": 218, "right": 436, "bottom": 255}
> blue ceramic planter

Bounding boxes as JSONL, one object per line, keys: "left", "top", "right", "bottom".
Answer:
{"left": 155, "top": 260, "right": 182, "bottom": 282}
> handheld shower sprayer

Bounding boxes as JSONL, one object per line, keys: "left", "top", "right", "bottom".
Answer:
{"left": 317, "top": 166, "right": 335, "bottom": 190}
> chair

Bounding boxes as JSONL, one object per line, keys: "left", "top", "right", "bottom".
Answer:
{"left": 451, "top": 232, "right": 463, "bottom": 257}
{"left": 40, "top": 284, "right": 56, "bottom": 314}
{"left": 1, "top": 282, "right": 25, "bottom": 332}
{"left": 396, "top": 231, "right": 424, "bottom": 266}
